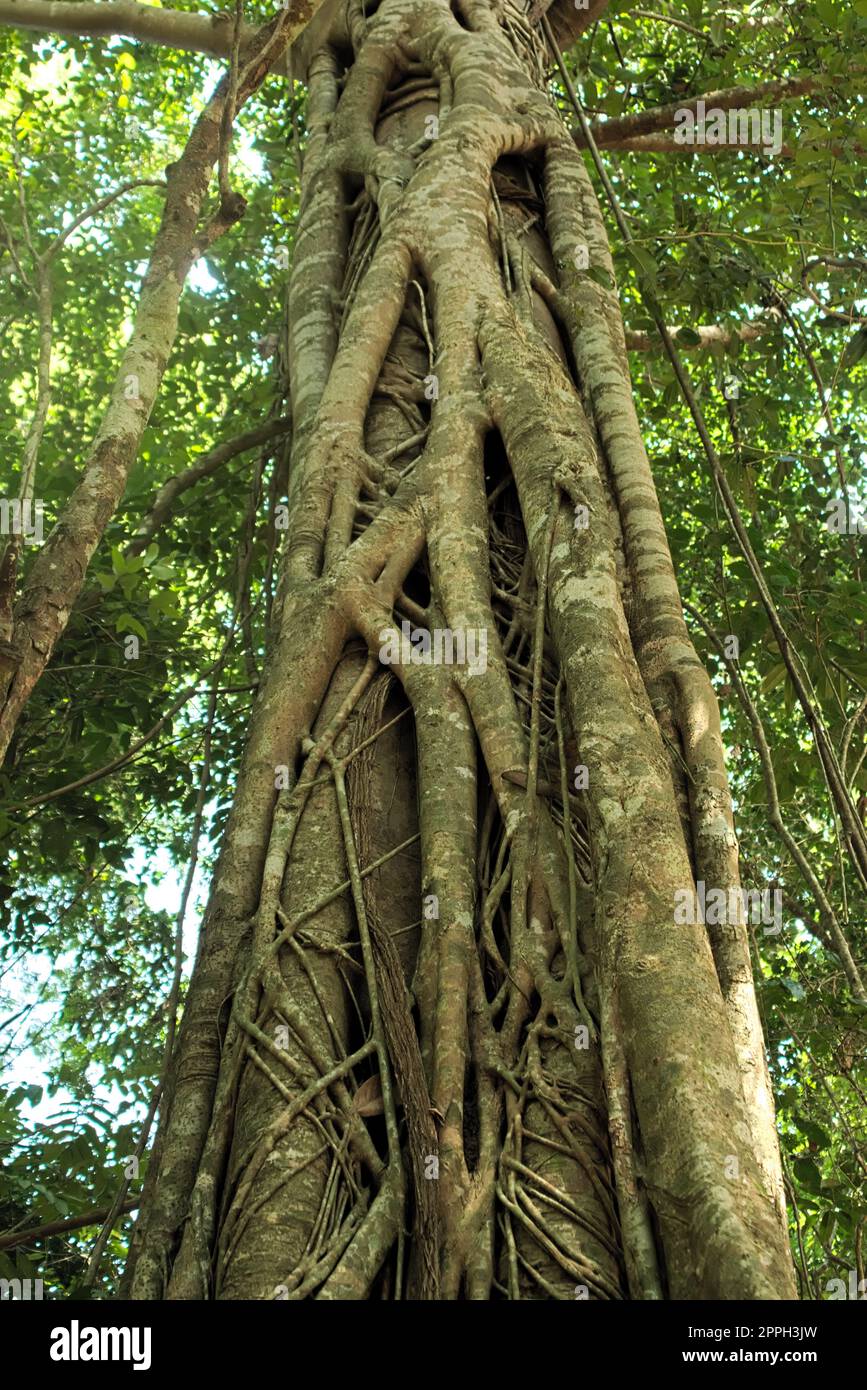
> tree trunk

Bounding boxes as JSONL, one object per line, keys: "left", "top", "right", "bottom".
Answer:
{"left": 123, "top": 0, "right": 797, "bottom": 1301}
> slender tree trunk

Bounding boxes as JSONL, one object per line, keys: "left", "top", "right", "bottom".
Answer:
{"left": 0, "top": 0, "right": 323, "bottom": 764}
{"left": 124, "top": 0, "right": 797, "bottom": 1300}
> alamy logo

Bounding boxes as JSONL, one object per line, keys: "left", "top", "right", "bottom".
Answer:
{"left": 378, "top": 621, "right": 488, "bottom": 674}
{"left": 0, "top": 498, "right": 44, "bottom": 545}
{"left": 673, "top": 102, "right": 783, "bottom": 156}
{"left": 825, "top": 1270, "right": 867, "bottom": 1300}
{"left": 49, "top": 1320, "right": 152, "bottom": 1371}
{"left": 825, "top": 497, "right": 867, "bottom": 534}
{"left": 673, "top": 881, "right": 782, "bottom": 935}
{"left": 0, "top": 1277, "right": 43, "bottom": 1299}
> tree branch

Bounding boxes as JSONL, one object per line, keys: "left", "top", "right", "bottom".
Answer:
{"left": 0, "top": 1198, "right": 139, "bottom": 1252}
{"left": 588, "top": 75, "right": 821, "bottom": 148}
{"left": 625, "top": 319, "right": 774, "bottom": 352}
{"left": 598, "top": 131, "right": 796, "bottom": 156}
{"left": 0, "top": 0, "right": 256, "bottom": 57}
{"left": 126, "top": 415, "right": 292, "bottom": 558}
{"left": 528, "top": 0, "right": 610, "bottom": 52}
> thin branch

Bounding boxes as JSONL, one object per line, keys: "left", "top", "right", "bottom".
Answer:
{"left": 125, "top": 415, "right": 292, "bottom": 557}
{"left": 631, "top": 7, "right": 705, "bottom": 39}
{"left": 42, "top": 178, "right": 165, "bottom": 264}
{"left": 800, "top": 255, "right": 867, "bottom": 326}
{"left": 0, "top": 1199, "right": 139, "bottom": 1252}
{"left": 8, "top": 667, "right": 214, "bottom": 810}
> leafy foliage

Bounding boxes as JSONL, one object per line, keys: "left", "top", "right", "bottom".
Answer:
{"left": 0, "top": 0, "right": 864, "bottom": 1298}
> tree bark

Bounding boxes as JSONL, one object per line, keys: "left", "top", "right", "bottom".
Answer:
{"left": 125, "top": 0, "right": 796, "bottom": 1301}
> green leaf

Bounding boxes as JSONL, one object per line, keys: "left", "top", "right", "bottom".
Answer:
{"left": 761, "top": 663, "right": 787, "bottom": 693}
{"left": 115, "top": 614, "right": 147, "bottom": 640}
{"left": 709, "top": 16, "right": 726, "bottom": 46}
{"left": 842, "top": 327, "right": 867, "bottom": 369}
{"left": 781, "top": 977, "right": 805, "bottom": 1000}
{"left": 586, "top": 263, "right": 614, "bottom": 290}
{"left": 626, "top": 243, "right": 659, "bottom": 287}
{"left": 793, "top": 1156, "right": 824, "bottom": 1195}
{"left": 793, "top": 1117, "right": 832, "bottom": 1150}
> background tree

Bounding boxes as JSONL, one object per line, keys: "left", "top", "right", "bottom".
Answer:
{"left": 0, "top": 0, "right": 864, "bottom": 1301}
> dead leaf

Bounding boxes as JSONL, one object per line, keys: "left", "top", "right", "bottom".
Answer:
{"left": 353, "top": 1074, "right": 384, "bottom": 1117}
